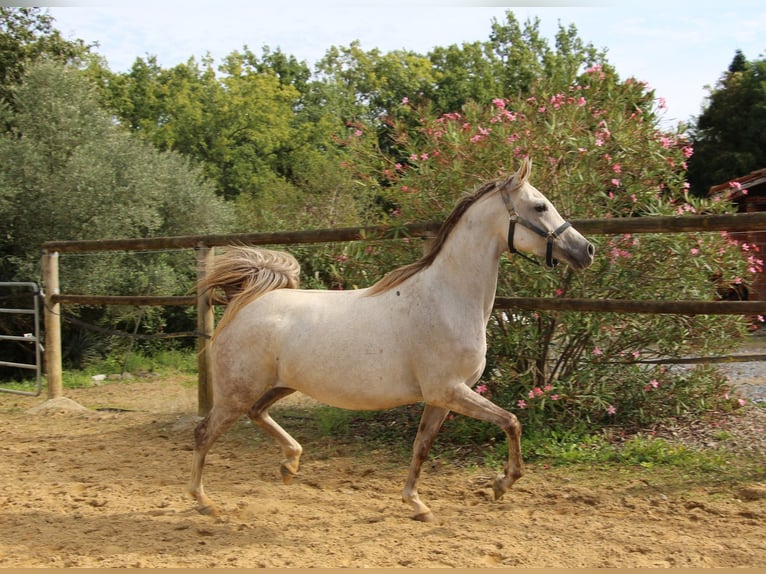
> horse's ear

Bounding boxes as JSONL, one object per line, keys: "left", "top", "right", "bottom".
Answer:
{"left": 499, "top": 156, "right": 531, "bottom": 200}
{"left": 515, "top": 156, "right": 531, "bottom": 184}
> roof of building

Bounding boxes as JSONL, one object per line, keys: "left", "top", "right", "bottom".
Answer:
{"left": 708, "top": 167, "right": 766, "bottom": 200}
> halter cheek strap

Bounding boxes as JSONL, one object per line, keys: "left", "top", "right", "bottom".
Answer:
{"left": 507, "top": 215, "right": 572, "bottom": 269}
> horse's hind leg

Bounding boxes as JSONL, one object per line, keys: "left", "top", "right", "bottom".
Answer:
{"left": 247, "top": 387, "right": 303, "bottom": 484}
{"left": 402, "top": 404, "right": 450, "bottom": 522}
{"left": 188, "top": 404, "right": 244, "bottom": 516}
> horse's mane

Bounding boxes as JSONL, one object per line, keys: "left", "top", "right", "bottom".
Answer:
{"left": 366, "top": 178, "right": 503, "bottom": 296}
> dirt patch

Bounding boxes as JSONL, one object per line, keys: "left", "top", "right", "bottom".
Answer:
{"left": 1, "top": 377, "right": 764, "bottom": 568}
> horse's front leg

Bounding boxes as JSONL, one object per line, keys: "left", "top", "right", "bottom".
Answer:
{"left": 402, "top": 404, "right": 450, "bottom": 522}
{"left": 438, "top": 384, "right": 524, "bottom": 500}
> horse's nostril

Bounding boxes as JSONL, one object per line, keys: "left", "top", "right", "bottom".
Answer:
{"left": 587, "top": 243, "right": 595, "bottom": 257}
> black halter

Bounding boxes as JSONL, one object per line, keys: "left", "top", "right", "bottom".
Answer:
{"left": 507, "top": 215, "right": 572, "bottom": 269}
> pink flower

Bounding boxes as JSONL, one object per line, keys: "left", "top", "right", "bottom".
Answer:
{"left": 586, "top": 64, "right": 605, "bottom": 80}
{"left": 353, "top": 129, "right": 363, "bottom": 137}
{"left": 691, "top": 248, "right": 699, "bottom": 255}
{"left": 645, "top": 379, "right": 660, "bottom": 392}
{"left": 737, "top": 398, "right": 747, "bottom": 407}
{"left": 401, "top": 97, "right": 409, "bottom": 105}
{"left": 606, "top": 405, "right": 617, "bottom": 415}
{"left": 475, "top": 384, "right": 488, "bottom": 395}
{"left": 492, "top": 98, "right": 506, "bottom": 109}
{"left": 517, "top": 399, "right": 527, "bottom": 409}
{"left": 551, "top": 394, "right": 560, "bottom": 401}
{"left": 612, "top": 164, "right": 622, "bottom": 173}
{"left": 469, "top": 126, "right": 491, "bottom": 144}
{"left": 593, "top": 347, "right": 603, "bottom": 356}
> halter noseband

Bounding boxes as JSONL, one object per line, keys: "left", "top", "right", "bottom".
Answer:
{"left": 507, "top": 215, "right": 572, "bottom": 269}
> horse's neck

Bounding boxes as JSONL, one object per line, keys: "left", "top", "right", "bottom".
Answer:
{"left": 425, "top": 197, "right": 506, "bottom": 323}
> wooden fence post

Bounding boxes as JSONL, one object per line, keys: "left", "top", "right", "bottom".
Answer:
{"left": 41, "top": 250, "right": 63, "bottom": 399}
{"left": 196, "top": 244, "right": 215, "bottom": 416}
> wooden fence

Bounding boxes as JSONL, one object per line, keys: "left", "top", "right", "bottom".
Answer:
{"left": 41, "top": 212, "right": 766, "bottom": 415}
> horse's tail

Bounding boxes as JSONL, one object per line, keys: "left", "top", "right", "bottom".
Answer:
{"left": 198, "top": 245, "right": 300, "bottom": 334}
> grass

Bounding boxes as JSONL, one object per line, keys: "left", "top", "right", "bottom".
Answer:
{"left": 307, "top": 402, "right": 765, "bottom": 489}
{"left": 2, "top": 349, "right": 199, "bottom": 392}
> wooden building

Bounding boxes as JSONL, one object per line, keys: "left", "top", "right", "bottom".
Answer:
{"left": 708, "top": 168, "right": 766, "bottom": 302}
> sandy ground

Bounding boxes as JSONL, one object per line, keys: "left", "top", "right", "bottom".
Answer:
{"left": 1, "top": 375, "right": 764, "bottom": 568}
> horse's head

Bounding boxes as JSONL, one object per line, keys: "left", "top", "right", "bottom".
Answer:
{"left": 499, "top": 158, "right": 594, "bottom": 270}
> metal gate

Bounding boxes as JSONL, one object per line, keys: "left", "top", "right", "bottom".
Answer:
{"left": 0, "top": 282, "right": 42, "bottom": 396}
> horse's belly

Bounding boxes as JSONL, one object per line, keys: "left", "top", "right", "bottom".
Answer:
{"left": 277, "top": 346, "right": 423, "bottom": 410}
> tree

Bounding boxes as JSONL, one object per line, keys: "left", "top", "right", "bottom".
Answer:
{"left": 687, "top": 50, "right": 766, "bottom": 196}
{"left": 97, "top": 49, "right": 307, "bottom": 201}
{"left": 0, "top": 61, "right": 233, "bottom": 362}
{"left": 0, "top": 7, "right": 88, "bottom": 109}
{"left": 340, "top": 62, "right": 757, "bottom": 431}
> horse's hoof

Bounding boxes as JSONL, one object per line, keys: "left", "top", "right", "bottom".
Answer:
{"left": 492, "top": 477, "right": 507, "bottom": 501}
{"left": 280, "top": 465, "right": 296, "bottom": 485}
{"left": 412, "top": 511, "right": 435, "bottom": 522}
{"left": 197, "top": 504, "right": 219, "bottom": 517}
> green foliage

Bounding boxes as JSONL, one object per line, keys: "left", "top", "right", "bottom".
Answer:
{"left": 687, "top": 50, "right": 766, "bottom": 195}
{"left": 96, "top": 49, "right": 314, "bottom": 201}
{"left": 340, "top": 57, "right": 757, "bottom": 433}
{"left": 55, "top": 349, "right": 197, "bottom": 389}
{"left": 0, "top": 7, "right": 89, "bottom": 108}
{"left": 0, "top": 60, "right": 234, "bottom": 366}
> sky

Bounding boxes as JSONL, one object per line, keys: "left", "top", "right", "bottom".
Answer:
{"left": 32, "top": 0, "right": 766, "bottom": 126}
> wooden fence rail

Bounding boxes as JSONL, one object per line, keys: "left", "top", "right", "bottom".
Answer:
{"left": 49, "top": 294, "right": 766, "bottom": 316}
{"left": 40, "top": 211, "right": 766, "bottom": 414}
{"left": 41, "top": 212, "right": 766, "bottom": 253}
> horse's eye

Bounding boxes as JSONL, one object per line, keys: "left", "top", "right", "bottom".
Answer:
{"left": 534, "top": 203, "right": 547, "bottom": 213}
